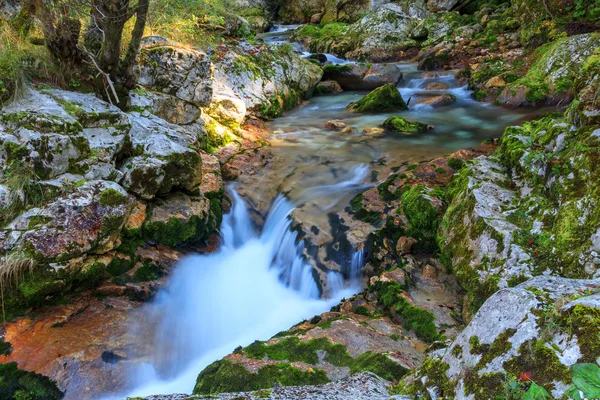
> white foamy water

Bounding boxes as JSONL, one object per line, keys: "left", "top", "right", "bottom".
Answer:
{"left": 109, "top": 179, "right": 365, "bottom": 398}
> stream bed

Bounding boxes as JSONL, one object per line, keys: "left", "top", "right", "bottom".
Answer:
{"left": 112, "top": 55, "right": 558, "bottom": 399}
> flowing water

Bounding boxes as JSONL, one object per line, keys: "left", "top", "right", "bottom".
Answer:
{"left": 108, "top": 36, "right": 561, "bottom": 398}
{"left": 116, "top": 187, "right": 363, "bottom": 398}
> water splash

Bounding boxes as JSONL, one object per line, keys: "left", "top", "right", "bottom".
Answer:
{"left": 115, "top": 187, "right": 364, "bottom": 398}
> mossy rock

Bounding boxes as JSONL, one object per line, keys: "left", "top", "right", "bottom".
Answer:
{"left": 0, "top": 362, "right": 64, "bottom": 400}
{"left": 348, "top": 84, "right": 407, "bottom": 113}
{"left": 382, "top": 116, "right": 430, "bottom": 135}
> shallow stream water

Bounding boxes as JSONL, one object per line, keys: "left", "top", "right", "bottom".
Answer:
{"left": 107, "top": 37, "right": 559, "bottom": 399}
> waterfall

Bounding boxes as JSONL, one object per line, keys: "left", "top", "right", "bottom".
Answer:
{"left": 114, "top": 183, "right": 366, "bottom": 398}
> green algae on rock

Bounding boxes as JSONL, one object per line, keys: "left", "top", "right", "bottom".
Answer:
{"left": 348, "top": 84, "right": 407, "bottom": 113}
{"left": 382, "top": 116, "right": 431, "bottom": 135}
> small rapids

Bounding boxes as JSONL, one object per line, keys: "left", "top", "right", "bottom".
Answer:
{"left": 113, "top": 174, "right": 367, "bottom": 398}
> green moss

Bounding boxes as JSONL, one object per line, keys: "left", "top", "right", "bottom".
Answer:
{"left": 401, "top": 185, "right": 441, "bottom": 253}
{"left": 503, "top": 339, "right": 570, "bottom": 391}
{"left": 447, "top": 158, "right": 464, "bottom": 170}
{"left": 347, "top": 193, "right": 381, "bottom": 225}
{"left": 99, "top": 188, "right": 127, "bottom": 207}
{"left": 322, "top": 64, "right": 351, "bottom": 75}
{"left": 142, "top": 214, "right": 212, "bottom": 249}
{"left": 0, "top": 362, "right": 63, "bottom": 400}
{"left": 193, "top": 360, "right": 329, "bottom": 395}
{"left": 350, "top": 352, "right": 409, "bottom": 381}
{"left": 348, "top": 84, "right": 407, "bottom": 113}
{"left": 559, "top": 304, "right": 600, "bottom": 363}
{"left": 0, "top": 339, "right": 12, "bottom": 356}
{"left": 355, "top": 305, "right": 371, "bottom": 316}
{"left": 382, "top": 116, "right": 429, "bottom": 135}
{"left": 373, "top": 280, "right": 440, "bottom": 343}
{"left": 402, "top": 358, "right": 455, "bottom": 398}
{"left": 244, "top": 337, "right": 352, "bottom": 366}
{"left": 134, "top": 262, "right": 160, "bottom": 282}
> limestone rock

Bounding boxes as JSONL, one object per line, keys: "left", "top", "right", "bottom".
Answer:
{"left": 316, "top": 80, "right": 343, "bottom": 94}
{"left": 120, "top": 112, "right": 203, "bottom": 199}
{"left": 427, "top": 0, "right": 458, "bottom": 11}
{"left": 415, "top": 93, "right": 456, "bottom": 107}
{"left": 348, "top": 84, "right": 407, "bottom": 113}
{"left": 406, "top": 276, "right": 600, "bottom": 399}
{"left": 423, "top": 82, "right": 449, "bottom": 90}
{"left": 0, "top": 181, "right": 133, "bottom": 262}
{"left": 396, "top": 236, "right": 417, "bottom": 255}
{"left": 137, "top": 37, "right": 213, "bottom": 107}
{"left": 325, "top": 120, "right": 348, "bottom": 131}
{"left": 362, "top": 127, "right": 385, "bottom": 137}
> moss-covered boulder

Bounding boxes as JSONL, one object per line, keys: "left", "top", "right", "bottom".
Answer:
{"left": 142, "top": 191, "right": 222, "bottom": 248}
{"left": 348, "top": 84, "right": 407, "bottom": 113}
{"left": 402, "top": 276, "right": 600, "bottom": 399}
{"left": 439, "top": 115, "right": 600, "bottom": 313}
{"left": 498, "top": 33, "right": 600, "bottom": 107}
{"left": 0, "top": 362, "right": 64, "bottom": 400}
{"left": 382, "top": 116, "right": 430, "bottom": 135}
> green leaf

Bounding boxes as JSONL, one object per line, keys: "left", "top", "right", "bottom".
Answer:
{"left": 572, "top": 363, "right": 600, "bottom": 398}
{"left": 565, "top": 385, "right": 585, "bottom": 400}
{"left": 521, "top": 382, "right": 551, "bottom": 400}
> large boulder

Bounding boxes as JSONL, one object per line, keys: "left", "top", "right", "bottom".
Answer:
{"left": 0, "top": 89, "right": 89, "bottom": 180}
{"left": 137, "top": 37, "right": 213, "bottom": 107}
{"left": 119, "top": 112, "right": 203, "bottom": 199}
{"left": 0, "top": 181, "right": 133, "bottom": 262}
{"left": 404, "top": 276, "right": 600, "bottom": 399}
{"left": 323, "top": 63, "right": 402, "bottom": 90}
{"left": 209, "top": 42, "right": 322, "bottom": 124}
{"left": 382, "top": 116, "right": 431, "bottom": 135}
{"left": 348, "top": 84, "right": 407, "bottom": 112}
{"left": 439, "top": 115, "right": 600, "bottom": 312}
{"left": 498, "top": 33, "right": 600, "bottom": 107}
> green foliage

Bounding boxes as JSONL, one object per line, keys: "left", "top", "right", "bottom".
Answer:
{"left": 348, "top": 84, "right": 407, "bottom": 113}
{"left": 0, "top": 362, "right": 63, "bottom": 400}
{"left": 567, "top": 363, "right": 600, "bottom": 399}
{"left": 447, "top": 158, "right": 464, "bottom": 170}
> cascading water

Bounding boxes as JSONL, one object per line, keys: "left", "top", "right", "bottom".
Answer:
{"left": 113, "top": 176, "right": 367, "bottom": 398}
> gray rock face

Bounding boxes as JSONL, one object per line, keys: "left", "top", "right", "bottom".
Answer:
{"left": 323, "top": 63, "right": 402, "bottom": 90}
{"left": 120, "top": 112, "right": 203, "bottom": 199}
{"left": 407, "top": 276, "right": 600, "bottom": 399}
{"left": 0, "top": 180, "right": 133, "bottom": 261}
{"left": 129, "top": 90, "right": 202, "bottom": 126}
{"left": 137, "top": 39, "right": 213, "bottom": 107}
{"left": 142, "top": 372, "right": 410, "bottom": 400}
{"left": 427, "top": 0, "right": 458, "bottom": 11}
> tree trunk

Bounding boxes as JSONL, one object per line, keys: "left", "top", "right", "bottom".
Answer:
{"left": 122, "top": 0, "right": 149, "bottom": 89}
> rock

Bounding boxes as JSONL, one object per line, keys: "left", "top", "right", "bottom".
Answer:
{"left": 423, "top": 82, "right": 449, "bottom": 90}
{"left": 348, "top": 84, "right": 407, "bottom": 113}
{"left": 310, "top": 12, "right": 323, "bottom": 24}
{"left": 382, "top": 116, "right": 431, "bottom": 135}
{"left": 129, "top": 90, "right": 202, "bottom": 125}
{"left": 316, "top": 80, "right": 343, "bottom": 94}
{"left": 405, "top": 276, "right": 600, "bottom": 399}
{"left": 147, "top": 372, "right": 410, "bottom": 399}
{"left": 362, "top": 127, "right": 385, "bottom": 137}
{"left": 339, "top": 126, "right": 356, "bottom": 134}
{"left": 322, "top": 64, "right": 370, "bottom": 90}
{"left": 142, "top": 191, "right": 217, "bottom": 248}
{"left": 484, "top": 76, "right": 507, "bottom": 89}
{"left": 308, "top": 53, "right": 328, "bottom": 64}
{"left": 210, "top": 42, "right": 322, "bottom": 122}
{"left": 198, "top": 152, "right": 223, "bottom": 197}
{"left": 119, "top": 112, "right": 203, "bottom": 199}
{"left": 360, "top": 64, "right": 403, "bottom": 90}
{"left": 0, "top": 89, "right": 88, "bottom": 179}
{"left": 427, "top": 0, "right": 459, "bottom": 11}
{"left": 499, "top": 33, "right": 600, "bottom": 107}
{"left": 415, "top": 93, "right": 456, "bottom": 107}
{"left": 137, "top": 37, "right": 213, "bottom": 107}
{"left": 417, "top": 53, "right": 449, "bottom": 71}
{"left": 396, "top": 236, "right": 418, "bottom": 255}
{"left": 0, "top": 181, "right": 133, "bottom": 262}
{"left": 325, "top": 120, "right": 348, "bottom": 131}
